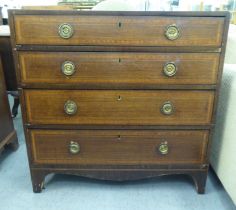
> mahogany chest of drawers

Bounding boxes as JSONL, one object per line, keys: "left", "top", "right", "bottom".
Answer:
{"left": 9, "top": 10, "right": 229, "bottom": 193}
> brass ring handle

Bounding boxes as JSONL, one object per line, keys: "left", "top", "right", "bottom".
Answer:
{"left": 163, "top": 62, "right": 177, "bottom": 77}
{"left": 69, "top": 141, "right": 80, "bottom": 154}
{"left": 61, "top": 61, "right": 76, "bottom": 76}
{"left": 165, "top": 24, "right": 180, "bottom": 40}
{"left": 58, "top": 23, "right": 74, "bottom": 39}
{"left": 161, "top": 101, "right": 174, "bottom": 115}
{"left": 159, "top": 141, "right": 168, "bottom": 155}
{"left": 64, "top": 100, "right": 78, "bottom": 115}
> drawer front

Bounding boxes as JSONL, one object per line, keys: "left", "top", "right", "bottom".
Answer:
{"left": 30, "top": 129, "right": 209, "bottom": 165}
{"left": 14, "top": 15, "right": 224, "bottom": 46}
{"left": 19, "top": 52, "right": 220, "bottom": 86}
{"left": 24, "top": 90, "right": 214, "bottom": 125}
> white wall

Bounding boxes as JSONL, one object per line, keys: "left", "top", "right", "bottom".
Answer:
{"left": 0, "top": 0, "right": 59, "bottom": 18}
{"left": 0, "top": 0, "right": 59, "bottom": 7}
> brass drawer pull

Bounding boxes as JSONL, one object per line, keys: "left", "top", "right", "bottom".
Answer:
{"left": 58, "top": 23, "right": 74, "bottom": 39}
{"left": 161, "top": 101, "right": 174, "bottom": 115}
{"left": 165, "top": 24, "right": 180, "bottom": 40}
{"left": 64, "top": 100, "right": 78, "bottom": 115}
{"left": 158, "top": 141, "right": 169, "bottom": 155}
{"left": 163, "top": 62, "right": 177, "bottom": 77}
{"left": 61, "top": 61, "right": 76, "bottom": 76}
{"left": 69, "top": 141, "right": 80, "bottom": 154}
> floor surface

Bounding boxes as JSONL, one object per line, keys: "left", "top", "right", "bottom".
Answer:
{"left": 0, "top": 100, "right": 236, "bottom": 210}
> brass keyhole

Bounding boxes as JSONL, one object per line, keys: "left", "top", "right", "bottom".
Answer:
{"left": 117, "top": 95, "right": 122, "bottom": 101}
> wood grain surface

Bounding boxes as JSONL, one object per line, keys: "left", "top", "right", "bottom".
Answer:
{"left": 24, "top": 90, "right": 215, "bottom": 125}
{"left": 19, "top": 52, "right": 220, "bottom": 86}
{"left": 30, "top": 129, "right": 208, "bottom": 165}
{"left": 14, "top": 15, "right": 224, "bottom": 46}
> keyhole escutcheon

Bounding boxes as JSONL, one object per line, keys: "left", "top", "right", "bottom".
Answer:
{"left": 117, "top": 95, "right": 122, "bottom": 101}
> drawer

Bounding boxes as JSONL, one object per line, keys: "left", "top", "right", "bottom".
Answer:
{"left": 14, "top": 15, "right": 224, "bottom": 46}
{"left": 24, "top": 90, "right": 214, "bottom": 125}
{"left": 30, "top": 129, "right": 209, "bottom": 165}
{"left": 19, "top": 52, "right": 220, "bottom": 86}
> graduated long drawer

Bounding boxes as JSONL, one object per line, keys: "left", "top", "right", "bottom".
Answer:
{"left": 24, "top": 90, "right": 214, "bottom": 125}
{"left": 14, "top": 15, "right": 224, "bottom": 46}
{"left": 30, "top": 129, "right": 209, "bottom": 165}
{"left": 19, "top": 52, "right": 220, "bottom": 86}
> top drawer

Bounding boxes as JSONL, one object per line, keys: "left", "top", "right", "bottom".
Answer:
{"left": 14, "top": 15, "right": 224, "bottom": 47}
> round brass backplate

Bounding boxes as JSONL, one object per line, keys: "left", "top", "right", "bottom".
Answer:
{"left": 61, "top": 61, "right": 76, "bottom": 76}
{"left": 58, "top": 23, "right": 74, "bottom": 39}
{"left": 159, "top": 141, "right": 169, "bottom": 155}
{"left": 163, "top": 62, "right": 177, "bottom": 77}
{"left": 69, "top": 141, "right": 80, "bottom": 154}
{"left": 161, "top": 101, "right": 174, "bottom": 115}
{"left": 64, "top": 100, "right": 78, "bottom": 115}
{"left": 165, "top": 24, "right": 180, "bottom": 40}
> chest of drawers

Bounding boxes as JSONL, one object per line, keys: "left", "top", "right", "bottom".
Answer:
{"left": 9, "top": 10, "right": 229, "bottom": 193}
